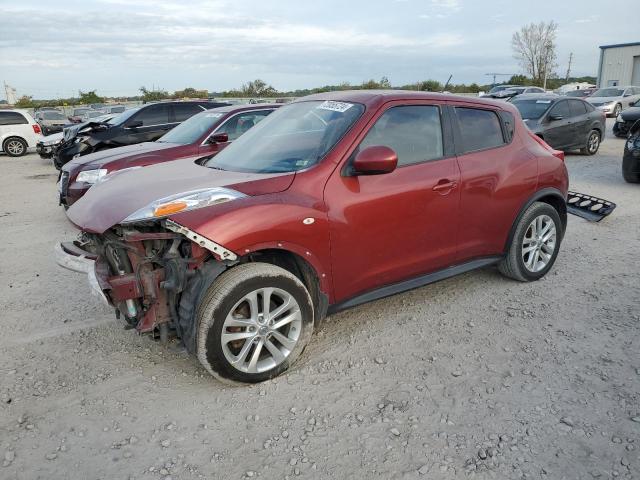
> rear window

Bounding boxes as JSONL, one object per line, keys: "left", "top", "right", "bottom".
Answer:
{"left": 569, "top": 100, "right": 588, "bottom": 116}
{"left": 511, "top": 99, "right": 553, "bottom": 120}
{"left": 0, "top": 111, "right": 28, "bottom": 125}
{"left": 455, "top": 107, "right": 505, "bottom": 152}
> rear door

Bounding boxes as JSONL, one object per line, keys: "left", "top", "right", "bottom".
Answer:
{"left": 325, "top": 101, "right": 460, "bottom": 302}
{"left": 568, "top": 99, "right": 590, "bottom": 147}
{"left": 452, "top": 104, "right": 537, "bottom": 261}
{"left": 119, "top": 103, "right": 172, "bottom": 145}
{"left": 543, "top": 100, "right": 573, "bottom": 149}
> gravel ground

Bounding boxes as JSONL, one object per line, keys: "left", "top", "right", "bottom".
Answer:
{"left": 1, "top": 120, "right": 639, "bottom": 479}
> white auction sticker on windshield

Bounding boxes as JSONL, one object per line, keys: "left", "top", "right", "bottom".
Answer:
{"left": 205, "top": 113, "right": 224, "bottom": 118}
{"left": 316, "top": 101, "right": 354, "bottom": 113}
{"left": 536, "top": 100, "right": 552, "bottom": 104}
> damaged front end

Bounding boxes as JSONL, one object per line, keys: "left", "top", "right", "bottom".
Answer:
{"left": 55, "top": 220, "right": 233, "bottom": 349}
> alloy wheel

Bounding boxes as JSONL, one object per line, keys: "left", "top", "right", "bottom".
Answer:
{"left": 521, "top": 214, "right": 557, "bottom": 273}
{"left": 587, "top": 132, "right": 600, "bottom": 154}
{"left": 221, "top": 287, "right": 302, "bottom": 374}
{"left": 6, "top": 140, "right": 25, "bottom": 156}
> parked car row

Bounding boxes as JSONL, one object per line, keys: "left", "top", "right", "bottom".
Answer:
{"left": 55, "top": 90, "right": 571, "bottom": 383}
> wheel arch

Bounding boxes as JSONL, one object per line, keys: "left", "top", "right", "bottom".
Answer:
{"left": 2, "top": 135, "right": 28, "bottom": 151}
{"left": 504, "top": 188, "right": 567, "bottom": 252}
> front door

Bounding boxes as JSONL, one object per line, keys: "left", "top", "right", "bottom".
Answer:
{"left": 543, "top": 100, "right": 574, "bottom": 149}
{"left": 324, "top": 103, "right": 460, "bottom": 302}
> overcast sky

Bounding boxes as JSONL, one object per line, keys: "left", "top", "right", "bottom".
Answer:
{"left": 0, "top": 0, "right": 637, "bottom": 99}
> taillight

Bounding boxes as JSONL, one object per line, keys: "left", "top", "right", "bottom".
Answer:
{"left": 529, "top": 131, "right": 564, "bottom": 162}
{"left": 32, "top": 124, "right": 42, "bottom": 134}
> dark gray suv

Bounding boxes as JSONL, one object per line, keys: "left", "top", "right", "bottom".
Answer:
{"left": 511, "top": 94, "right": 606, "bottom": 155}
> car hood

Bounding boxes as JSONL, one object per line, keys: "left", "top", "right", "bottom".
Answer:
{"left": 64, "top": 142, "right": 178, "bottom": 171}
{"left": 620, "top": 107, "right": 640, "bottom": 121}
{"left": 63, "top": 121, "right": 111, "bottom": 142}
{"left": 587, "top": 96, "right": 620, "bottom": 104}
{"left": 39, "top": 132, "right": 64, "bottom": 144}
{"left": 66, "top": 157, "right": 295, "bottom": 233}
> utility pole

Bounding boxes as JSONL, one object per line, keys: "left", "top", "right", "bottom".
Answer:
{"left": 565, "top": 52, "right": 573, "bottom": 82}
{"left": 542, "top": 41, "right": 552, "bottom": 90}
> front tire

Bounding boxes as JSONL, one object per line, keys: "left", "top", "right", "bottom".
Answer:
{"left": 622, "top": 155, "right": 640, "bottom": 183}
{"left": 580, "top": 129, "right": 600, "bottom": 155}
{"left": 499, "top": 202, "right": 562, "bottom": 282}
{"left": 196, "top": 263, "right": 314, "bottom": 383}
{"left": 3, "top": 137, "right": 27, "bottom": 157}
{"left": 612, "top": 104, "right": 622, "bottom": 118}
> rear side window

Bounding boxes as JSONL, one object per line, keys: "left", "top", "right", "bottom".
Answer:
{"left": 548, "top": 101, "right": 570, "bottom": 118}
{"left": 359, "top": 105, "right": 444, "bottom": 166}
{"left": 455, "top": 107, "right": 504, "bottom": 152}
{"left": 135, "top": 104, "right": 170, "bottom": 126}
{"left": 173, "top": 103, "right": 204, "bottom": 122}
{"left": 569, "top": 100, "right": 588, "bottom": 116}
{"left": 0, "top": 111, "right": 28, "bottom": 125}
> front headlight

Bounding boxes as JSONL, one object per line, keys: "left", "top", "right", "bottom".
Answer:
{"left": 76, "top": 169, "right": 108, "bottom": 184}
{"left": 122, "top": 188, "right": 247, "bottom": 224}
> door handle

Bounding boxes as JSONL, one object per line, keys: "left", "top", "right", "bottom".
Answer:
{"left": 432, "top": 179, "right": 457, "bottom": 193}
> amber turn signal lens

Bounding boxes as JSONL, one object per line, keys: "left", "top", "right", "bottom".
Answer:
{"left": 153, "top": 201, "right": 188, "bottom": 217}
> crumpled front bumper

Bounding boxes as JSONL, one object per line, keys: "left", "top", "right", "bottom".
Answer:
{"left": 54, "top": 242, "right": 110, "bottom": 306}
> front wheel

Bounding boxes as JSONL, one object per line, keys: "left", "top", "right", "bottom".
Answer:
{"left": 580, "top": 130, "right": 600, "bottom": 155}
{"left": 196, "top": 263, "right": 314, "bottom": 383}
{"left": 499, "top": 202, "right": 562, "bottom": 282}
{"left": 622, "top": 155, "right": 640, "bottom": 183}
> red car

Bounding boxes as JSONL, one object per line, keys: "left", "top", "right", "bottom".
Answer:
{"left": 59, "top": 104, "right": 280, "bottom": 206}
{"left": 56, "top": 91, "right": 568, "bottom": 383}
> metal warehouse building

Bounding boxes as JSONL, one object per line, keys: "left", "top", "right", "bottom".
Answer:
{"left": 597, "top": 42, "right": 640, "bottom": 87}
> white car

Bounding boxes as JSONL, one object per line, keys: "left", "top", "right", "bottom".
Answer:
{"left": 586, "top": 86, "right": 640, "bottom": 117}
{"left": 0, "top": 109, "right": 43, "bottom": 157}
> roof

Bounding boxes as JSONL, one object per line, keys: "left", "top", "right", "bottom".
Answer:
{"left": 204, "top": 103, "right": 281, "bottom": 113}
{"left": 294, "top": 89, "right": 509, "bottom": 109}
{"left": 511, "top": 93, "right": 559, "bottom": 100}
{"left": 599, "top": 41, "right": 640, "bottom": 50}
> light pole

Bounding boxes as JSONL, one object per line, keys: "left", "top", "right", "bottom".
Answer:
{"left": 542, "top": 41, "right": 552, "bottom": 91}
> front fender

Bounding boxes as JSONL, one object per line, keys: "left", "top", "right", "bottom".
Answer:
{"left": 169, "top": 198, "right": 334, "bottom": 298}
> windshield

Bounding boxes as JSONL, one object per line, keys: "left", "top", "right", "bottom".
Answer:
{"left": 592, "top": 88, "right": 623, "bottom": 97}
{"left": 158, "top": 110, "right": 225, "bottom": 144}
{"left": 512, "top": 99, "right": 554, "bottom": 120}
{"left": 73, "top": 108, "right": 91, "bottom": 115}
{"left": 565, "top": 90, "right": 589, "bottom": 97}
{"left": 44, "top": 112, "right": 66, "bottom": 120}
{"left": 205, "top": 100, "right": 364, "bottom": 173}
{"left": 107, "top": 108, "right": 140, "bottom": 125}
{"left": 489, "top": 85, "right": 511, "bottom": 94}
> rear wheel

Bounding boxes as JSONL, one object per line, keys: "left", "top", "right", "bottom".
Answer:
{"left": 3, "top": 137, "right": 27, "bottom": 157}
{"left": 499, "top": 202, "right": 562, "bottom": 282}
{"left": 580, "top": 129, "right": 600, "bottom": 155}
{"left": 196, "top": 263, "right": 314, "bottom": 383}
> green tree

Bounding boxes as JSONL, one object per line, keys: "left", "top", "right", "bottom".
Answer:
{"left": 15, "top": 95, "right": 34, "bottom": 108}
{"left": 416, "top": 80, "right": 443, "bottom": 92}
{"left": 174, "top": 87, "right": 208, "bottom": 98}
{"left": 139, "top": 86, "right": 170, "bottom": 102}
{"left": 78, "top": 90, "right": 104, "bottom": 104}
{"left": 241, "top": 79, "right": 277, "bottom": 97}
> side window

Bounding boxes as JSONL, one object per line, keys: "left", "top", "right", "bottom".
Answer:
{"left": 0, "top": 111, "right": 28, "bottom": 125}
{"left": 173, "top": 103, "right": 204, "bottom": 122}
{"left": 548, "top": 101, "right": 571, "bottom": 119}
{"left": 358, "top": 105, "right": 443, "bottom": 167}
{"left": 217, "top": 110, "right": 273, "bottom": 141}
{"left": 134, "top": 104, "right": 170, "bottom": 126}
{"left": 455, "top": 107, "right": 504, "bottom": 152}
{"left": 499, "top": 111, "right": 515, "bottom": 143}
{"left": 569, "top": 100, "right": 588, "bottom": 116}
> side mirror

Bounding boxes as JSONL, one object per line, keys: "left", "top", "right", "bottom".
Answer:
{"left": 208, "top": 132, "right": 229, "bottom": 144}
{"left": 548, "top": 114, "right": 563, "bottom": 121}
{"left": 352, "top": 145, "right": 398, "bottom": 175}
{"left": 125, "top": 120, "right": 143, "bottom": 129}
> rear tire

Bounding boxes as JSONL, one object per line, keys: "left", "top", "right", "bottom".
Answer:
{"left": 580, "top": 129, "right": 600, "bottom": 155}
{"left": 499, "top": 202, "right": 562, "bottom": 282}
{"left": 2, "top": 137, "right": 27, "bottom": 157}
{"left": 196, "top": 263, "right": 314, "bottom": 384}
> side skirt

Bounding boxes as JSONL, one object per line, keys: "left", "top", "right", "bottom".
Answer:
{"left": 327, "top": 256, "right": 503, "bottom": 314}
